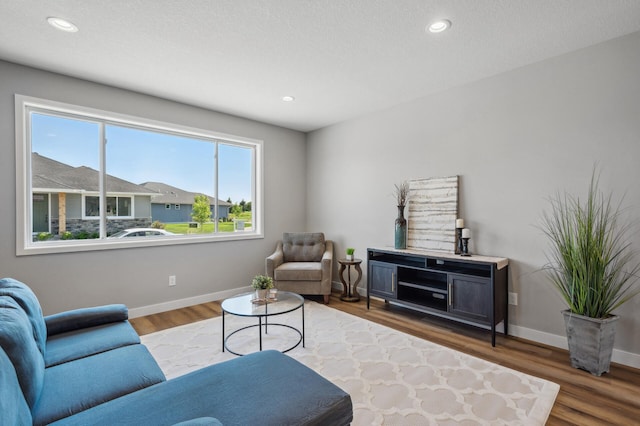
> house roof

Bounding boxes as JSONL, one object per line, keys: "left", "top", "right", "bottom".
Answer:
{"left": 32, "top": 153, "right": 159, "bottom": 195}
{"left": 32, "top": 153, "right": 233, "bottom": 204}
{"left": 141, "top": 182, "right": 232, "bottom": 206}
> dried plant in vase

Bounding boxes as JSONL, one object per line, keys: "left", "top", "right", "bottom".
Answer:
{"left": 394, "top": 181, "right": 410, "bottom": 249}
{"left": 394, "top": 181, "right": 410, "bottom": 208}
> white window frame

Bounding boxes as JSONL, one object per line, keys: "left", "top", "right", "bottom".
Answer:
{"left": 15, "top": 95, "right": 264, "bottom": 255}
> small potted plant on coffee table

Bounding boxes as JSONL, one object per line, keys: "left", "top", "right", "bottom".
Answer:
{"left": 252, "top": 274, "right": 274, "bottom": 301}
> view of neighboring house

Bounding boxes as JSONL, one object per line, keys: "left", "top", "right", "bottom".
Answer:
{"left": 141, "top": 182, "right": 231, "bottom": 223}
{"left": 32, "top": 153, "right": 231, "bottom": 235}
{"left": 32, "top": 153, "right": 157, "bottom": 235}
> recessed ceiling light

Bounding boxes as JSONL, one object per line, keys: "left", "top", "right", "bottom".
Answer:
{"left": 427, "top": 19, "right": 451, "bottom": 33}
{"left": 47, "top": 17, "right": 78, "bottom": 33}
{"left": 281, "top": 96, "right": 295, "bottom": 102}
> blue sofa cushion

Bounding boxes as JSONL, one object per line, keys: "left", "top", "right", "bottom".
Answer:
{"left": 0, "top": 346, "right": 33, "bottom": 426}
{"left": 45, "top": 321, "right": 141, "bottom": 367}
{"left": 0, "top": 296, "right": 45, "bottom": 409}
{"left": 33, "top": 344, "right": 166, "bottom": 426}
{"left": 49, "top": 350, "right": 353, "bottom": 426}
{"left": 0, "top": 278, "right": 47, "bottom": 356}
{"left": 45, "top": 304, "right": 129, "bottom": 335}
{"left": 172, "top": 418, "right": 223, "bottom": 426}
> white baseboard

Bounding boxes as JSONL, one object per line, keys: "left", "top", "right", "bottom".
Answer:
{"left": 132, "top": 283, "right": 640, "bottom": 370}
{"left": 508, "top": 324, "right": 569, "bottom": 350}
{"left": 508, "top": 324, "right": 640, "bottom": 369}
{"left": 128, "top": 287, "right": 246, "bottom": 318}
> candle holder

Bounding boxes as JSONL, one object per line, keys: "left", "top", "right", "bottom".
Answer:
{"left": 456, "top": 228, "right": 463, "bottom": 254}
{"left": 461, "top": 238, "right": 471, "bottom": 256}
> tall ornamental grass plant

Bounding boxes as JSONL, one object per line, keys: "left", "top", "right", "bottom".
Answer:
{"left": 541, "top": 172, "right": 640, "bottom": 318}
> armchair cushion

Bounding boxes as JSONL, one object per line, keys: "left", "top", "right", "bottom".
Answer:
{"left": 275, "top": 262, "right": 323, "bottom": 281}
{"left": 282, "top": 232, "right": 326, "bottom": 262}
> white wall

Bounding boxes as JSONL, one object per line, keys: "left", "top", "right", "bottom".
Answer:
{"left": 307, "top": 31, "right": 640, "bottom": 362}
{"left": 0, "top": 60, "right": 307, "bottom": 315}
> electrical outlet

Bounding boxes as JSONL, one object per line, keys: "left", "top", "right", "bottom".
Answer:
{"left": 169, "top": 275, "right": 176, "bottom": 287}
{"left": 508, "top": 292, "right": 518, "bottom": 306}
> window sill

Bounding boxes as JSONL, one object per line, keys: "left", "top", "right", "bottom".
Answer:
{"left": 17, "top": 231, "right": 264, "bottom": 256}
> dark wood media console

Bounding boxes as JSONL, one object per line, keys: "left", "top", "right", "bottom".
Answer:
{"left": 366, "top": 247, "right": 509, "bottom": 346}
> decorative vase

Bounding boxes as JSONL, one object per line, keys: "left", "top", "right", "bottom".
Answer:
{"left": 395, "top": 205, "right": 407, "bottom": 249}
{"left": 562, "top": 310, "right": 619, "bottom": 376}
{"left": 346, "top": 254, "right": 353, "bottom": 261}
{"left": 255, "top": 289, "right": 268, "bottom": 301}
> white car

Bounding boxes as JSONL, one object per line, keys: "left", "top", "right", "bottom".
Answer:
{"left": 108, "top": 228, "right": 175, "bottom": 238}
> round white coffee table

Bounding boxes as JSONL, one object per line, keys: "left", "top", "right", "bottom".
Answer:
{"left": 221, "top": 291, "right": 304, "bottom": 356}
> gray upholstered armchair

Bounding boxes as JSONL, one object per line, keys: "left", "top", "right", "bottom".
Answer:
{"left": 266, "top": 232, "right": 334, "bottom": 304}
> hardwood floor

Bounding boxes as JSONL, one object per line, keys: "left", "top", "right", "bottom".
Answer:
{"left": 130, "top": 292, "right": 640, "bottom": 425}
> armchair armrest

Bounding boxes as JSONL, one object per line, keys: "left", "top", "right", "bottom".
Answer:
{"left": 45, "top": 304, "right": 129, "bottom": 336}
{"left": 321, "top": 240, "right": 334, "bottom": 275}
{"left": 266, "top": 241, "right": 284, "bottom": 277}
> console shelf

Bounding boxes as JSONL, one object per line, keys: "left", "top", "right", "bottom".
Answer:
{"left": 367, "top": 247, "right": 509, "bottom": 346}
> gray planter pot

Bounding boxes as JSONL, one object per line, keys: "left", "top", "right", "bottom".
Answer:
{"left": 562, "top": 310, "right": 619, "bottom": 376}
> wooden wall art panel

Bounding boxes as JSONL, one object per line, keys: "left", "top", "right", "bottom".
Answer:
{"left": 407, "top": 175, "right": 459, "bottom": 252}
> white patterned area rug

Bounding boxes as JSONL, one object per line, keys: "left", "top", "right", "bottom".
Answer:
{"left": 142, "top": 301, "right": 559, "bottom": 425}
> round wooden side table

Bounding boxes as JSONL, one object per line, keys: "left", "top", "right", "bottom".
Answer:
{"left": 338, "top": 258, "right": 363, "bottom": 302}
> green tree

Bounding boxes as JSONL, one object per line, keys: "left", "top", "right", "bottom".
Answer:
{"left": 191, "top": 194, "right": 211, "bottom": 230}
{"left": 231, "top": 204, "right": 242, "bottom": 216}
{"left": 245, "top": 201, "right": 252, "bottom": 212}
{"left": 239, "top": 199, "right": 246, "bottom": 212}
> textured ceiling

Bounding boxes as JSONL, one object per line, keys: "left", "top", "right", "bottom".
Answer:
{"left": 1, "top": 1, "right": 640, "bottom": 132}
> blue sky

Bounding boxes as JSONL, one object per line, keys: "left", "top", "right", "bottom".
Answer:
{"left": 31, "top": 113, "right": 252, "bottom": 203}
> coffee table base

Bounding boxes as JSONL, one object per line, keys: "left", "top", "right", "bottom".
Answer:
{"left": 223, "top": 320, "right": 303, "bottom": 356}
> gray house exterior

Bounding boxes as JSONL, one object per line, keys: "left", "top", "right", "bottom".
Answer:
{"left": 32, "top": 153, "right": 231, "bottom": 236}
{"left": 32, "top": 153, "right": 158, "bottom": 235}
{"left": 141, "top": 182, "right": 231, "bottom": 223}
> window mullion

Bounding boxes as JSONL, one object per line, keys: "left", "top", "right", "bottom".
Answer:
{"left": 214, "top": 142, "right": 219, "bottom": 233}
{"left": 99, "top": 123, "right": 107, "bottom": 238}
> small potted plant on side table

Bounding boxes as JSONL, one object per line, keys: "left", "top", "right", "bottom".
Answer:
{"left": 346, "top": 247, "right": 355, "bottom": 261}
{"left": 252, "top": 275, "right": 274, "bottom": 301}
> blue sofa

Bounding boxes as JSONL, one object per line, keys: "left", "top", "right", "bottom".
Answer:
{"left": 0, "top": 278, "right": 353, "bottom": 425}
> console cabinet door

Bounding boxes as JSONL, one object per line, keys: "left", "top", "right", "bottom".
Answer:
{"left": 368, "top": 261, "right": 396, "bottom": 298}
{"left": 448, "top": 273, "right": 491, "bottom": 324}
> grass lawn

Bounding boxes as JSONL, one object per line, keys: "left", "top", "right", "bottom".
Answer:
{"left": 164, "top": 216, "right": 252, "bottom": 234}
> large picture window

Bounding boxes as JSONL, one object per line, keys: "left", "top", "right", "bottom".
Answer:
{"left": 16, "top": 95, "right": 263, "bottom": 255}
